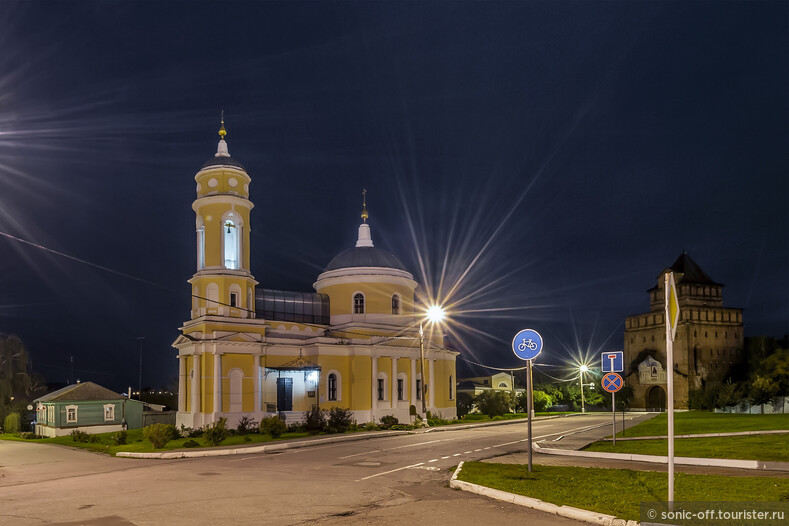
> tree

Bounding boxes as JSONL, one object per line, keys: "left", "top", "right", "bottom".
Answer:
{"left": 714, "top": 379, "right": 742, "bottom": 409}
{"left": 515, "top": 390, "right": 552, "bottom": 412}
{"left": 456, "top": 392, "right": 474, "bottom": 417}
{"left": 474, "top": 391, "right": 513, "bottom": 417}
{"left": 0, "top": 336, "right": 33, "bottom": 425}
{"left": 749, "top": 376, "right": 779, "bottom": 414}
{"left": 755, "top": 348, "right": 789, "bottom": 396}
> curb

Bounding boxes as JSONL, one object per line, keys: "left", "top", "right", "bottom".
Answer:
{"left": 449, "top": 461, "right": 639, "bottom": 526}
{"left": 115, "top": 413, "right": 585, "bottom": 459}
{"left": 531, "top": 442, "right": 789, "bottom": 472}
{"left": 601, "top": 429, "right": 789, "bottom": 441}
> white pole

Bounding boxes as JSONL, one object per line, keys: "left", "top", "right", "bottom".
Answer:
{"left": 664, "top": 273, "right": 675, "bottom": 507}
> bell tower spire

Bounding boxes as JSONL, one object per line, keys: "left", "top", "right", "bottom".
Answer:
{"left": 356, "top": 188, "right": 374, "bottom": 248}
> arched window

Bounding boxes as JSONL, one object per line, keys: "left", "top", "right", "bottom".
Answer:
{"left": 206, "top": 283, "right": 219, "bottom": 312}
{"left": 353, "top": 293, "right": 365, "bottom": 314}
{"left": 229, "top": 369, "right": 243, "bottom": 412}
{"left": 391, "top": 294, "right": 400, "bottom": 315}
{"left": 328, "top": 373, "right": 338, "bottom": 401}
{"left": 327, "top": 370, "right": 341, "bottom": 401}
{"left": 224, "top": 218, "right": 239, "bottom": 269}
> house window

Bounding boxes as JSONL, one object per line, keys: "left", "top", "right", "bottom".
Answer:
{"left": 66, "top": 405, "right": 78, "bottom": 424}
{"left": 397, "top": 379, "right": 404, "bottom": 401}
{"left": 377, "top": 378, "right": 385, "bottom": 401}
{"left": 391, "top": 294, "right": 400, "bottom": 315}
{"left": 416, "top": 379, "right": 422, "bottom": 400}
{"left": 328, "top": 373, "right": 338, "bottom": 401}
{"left": 103, "top": 404, "right": 115, "bottom": 422}
{"left": 47, "top": 405, "right": 54, "bottom": 423}
{"left": 353, "top": 293, "right": 365, "bottom": 314}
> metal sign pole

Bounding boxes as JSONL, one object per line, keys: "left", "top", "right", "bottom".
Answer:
{"left": 527, "top": 358, "right": 533, "bottom": 472}
{"left": 612, "top": 391, "right": 616, "bottom": 446}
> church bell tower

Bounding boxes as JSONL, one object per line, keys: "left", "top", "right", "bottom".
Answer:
{"left": 188, "top": 117, "right": 257, "bottom": 319}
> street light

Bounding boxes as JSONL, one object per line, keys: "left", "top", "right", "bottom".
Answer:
{"left": 578, "top": 364, "right": 595, "bottom": 413}
{"left": 419, "top": 305, "right": 445, "bottom": 425}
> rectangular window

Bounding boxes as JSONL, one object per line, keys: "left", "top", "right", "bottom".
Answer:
{"left": 377, "top": 379, "right": 384, "bottom": 401}
{"left": 230, "top": 292, "right": 238, "bottom": 307}
{"left": 66, "top": 405, "right": 78, "bottom": 424}
{"left": 47, "top": 405, "right": 54, "bottom": 424}
{"left": 103, "top": 404, "right": 115, "bottom": 422}
{"left": 416, "top": 379, "right": 422, "bottom": 400}
{"left": 397, "top": 379, "right": 404, "bottom": 401}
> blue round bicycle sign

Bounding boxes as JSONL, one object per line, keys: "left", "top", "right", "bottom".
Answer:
{"left": 512, "top": 329, "right": 543, "bottom": 360}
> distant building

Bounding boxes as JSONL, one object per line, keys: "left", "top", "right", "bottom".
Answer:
{"left": 34, "top": 382, "right": 144, "bottom": 437}
{"left": 457, "top": 372, "right": 523, "bottom": 398}
{"left": 174, "top": 121, "right": 457, "bottom": 429}
{"left": 623, "top": 253, "right": 744, "bottom": 410}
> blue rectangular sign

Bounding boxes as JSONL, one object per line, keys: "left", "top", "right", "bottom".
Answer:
{"left": 601, "top": 351, "right": 624, "bottom": 373}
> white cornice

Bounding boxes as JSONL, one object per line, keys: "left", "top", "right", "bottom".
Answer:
{"left": 192, "top": 195, "right": 254, "bottom": 211}
{"left": 314, "top": 268, "right": 417, "bottom": 291}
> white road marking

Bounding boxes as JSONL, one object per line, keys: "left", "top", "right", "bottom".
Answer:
{"left": 428, "top": 459, "right": 438, "bottom": 463}
{"left": 358, "top": 462, "right": 424, "bottom": 481}
{"left": 452, "top": 453, "right": 461, "bottom": 457}
{"left": 463, "top": 451, "right": 472, "bottom": 454}
{"left": 441, "top": 456, "right": 450, "bottom": 459}
{"left": 337, "top": 439, "right": 443, "bottom": 459}
{"left": 474, "top": 449, "right": 482, "bottom": 452}
{"left": 228, "top": 456, "right": 257, "bottom": 462}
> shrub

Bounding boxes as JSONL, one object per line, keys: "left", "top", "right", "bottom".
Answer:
{"left": 3, "top": 412, "right": 21, "bottom": 434}
{"left": 326, "top": 407, "right": 354, "bottom": 434}
{"left": 89, "top": 434, "right": 102, "bottom": 443}
{"left": 70, "top": 430, "right": 90, "bottom": 443}
{"left": 303, "top": 407, "right": 326, "bottom": 434}
{"left": 203, "top": 417, "right": 229, "bottom": 446}
{"left": 260, "top": 416, "right": 287, "bottom": 438}
{"left": 475, "top": 391, "right": 513, "bottom": 417}
{"left": 379, "top": 415, "right": 399, "bottom": 429}
{"left": 143, "top": 423, "right": 177, "bottom": 449}
{"left": 19, "top": 431, "right": 41, "bottom": 439}
{"left": 182, "top": 424, "right": 203, "bottom": 438}
{"left": 361, "top": 422, "right": 379, "bottom": 431}
{"left": 183, "top": 439, "right": 201, "bottom": 448}
{"left": 287, "top": 422, "right": 305, "bottom": 433}
{"left": 236, "top": 416, "right": 258, "bottom": 435}
{"left": 113, "top": 430, "right": 127, "bottom": 445}
{"left": 390, "top": 424, "right": 414, "bottom": 430}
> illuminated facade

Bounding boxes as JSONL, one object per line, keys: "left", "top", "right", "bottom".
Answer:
{"left": 623, "top": 253, "right": 744, "bottom": 410}
{"left": 174, "top": 122, "right": 457, "bottom": 428}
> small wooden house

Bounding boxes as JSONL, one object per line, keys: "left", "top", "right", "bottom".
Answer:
{"left": 34, "top": 382, "right": 144, "bottom": 437}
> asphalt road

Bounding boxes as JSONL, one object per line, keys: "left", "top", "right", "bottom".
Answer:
{"left": 0, "top": 413, "right": 654, "bottom": 526}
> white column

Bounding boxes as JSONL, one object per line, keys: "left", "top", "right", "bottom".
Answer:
{"left": 371, "top": 356, "right": 378, "bottom": 420}
{"left": 410, "top": 359, "right": 417, "bottom": 404}
{"left": 178, "top": 356, "right": 186, "bottom": 412}
{"left": 213, "top": 353, "right": 222, "bottom": 415}
{"left": 192, "top": 353, "right": 201, "bottom": 414}
{"left": 428, "top": 358, "right": 435, "bottom": 410}
{"left": 253, "top": 355, "right": 261, "bottom": 413}
{"left": 391, "top": 357, "right": 398, "bottom": 408}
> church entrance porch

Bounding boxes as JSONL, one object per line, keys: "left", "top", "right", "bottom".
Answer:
{"left": 646, "top": 385, "right": 666, "bottom": 411}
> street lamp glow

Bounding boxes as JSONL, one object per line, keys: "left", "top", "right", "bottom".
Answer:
{"left": 426, "top": 305, "right": 445, "bottom": 323}
{"left": 579, "top": 364, "right": 589, "bottom": 373}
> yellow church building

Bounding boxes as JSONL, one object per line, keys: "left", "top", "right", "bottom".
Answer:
{"left": 174, "top": 122, "right": 458, "bottom": 429}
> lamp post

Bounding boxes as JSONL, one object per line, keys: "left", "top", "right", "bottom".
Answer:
{"left": 579, "top": 364, "right": 592, "bottom": 413}
{"left": 419, "top": 305, "right": 445, "bottom": 425}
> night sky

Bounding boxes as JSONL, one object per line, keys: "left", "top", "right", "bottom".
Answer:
{"left": 1, "top": 1, "right": 787, "bottom": 392}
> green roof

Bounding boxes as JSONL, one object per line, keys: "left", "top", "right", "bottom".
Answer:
{"left": 34, "top": 381, "right": 125, "bottom": 402}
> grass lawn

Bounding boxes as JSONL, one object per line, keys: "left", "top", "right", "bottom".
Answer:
{"left": 584, "top": 434, "right": 789, "bottom": 462}
{"left": 456, "top": 462, "right": 789, "bottom": 522}
{"left": 0, "top": 429, "right": 311, "bottom": 456}
{"left": 617, "top": 411, "right": 788, "bottom": 437}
